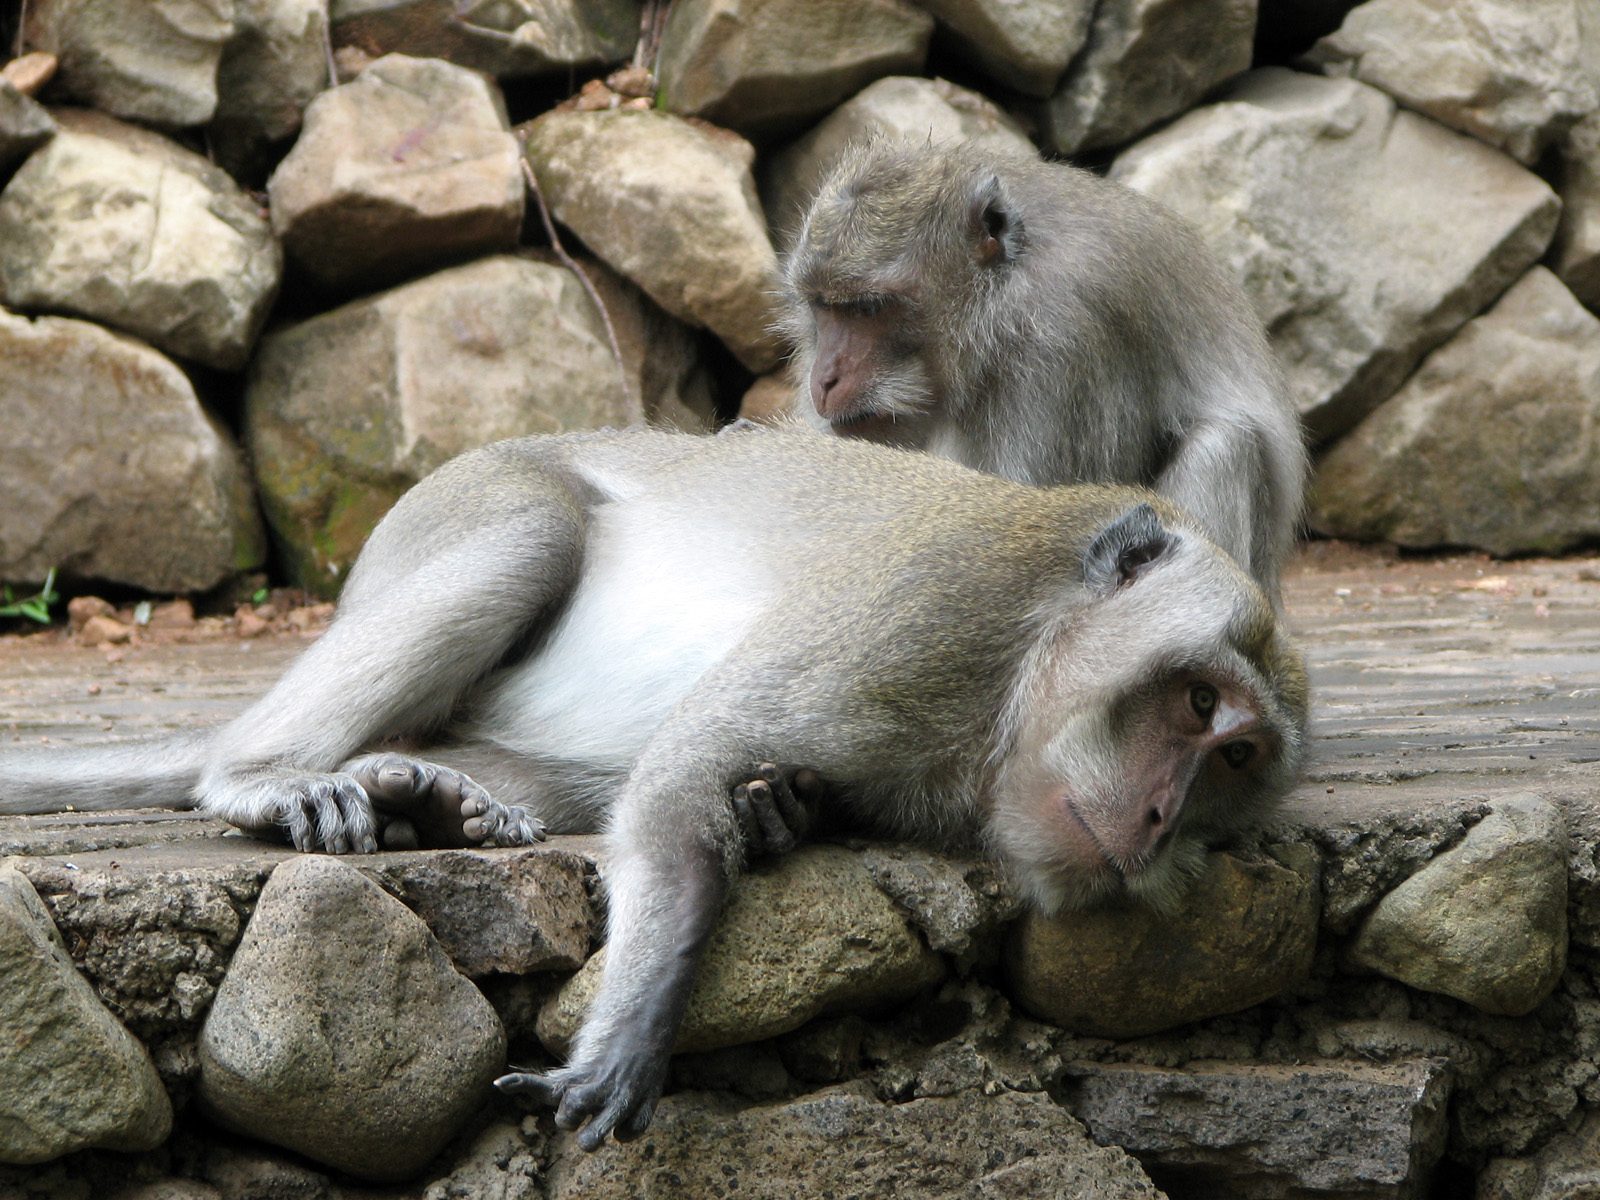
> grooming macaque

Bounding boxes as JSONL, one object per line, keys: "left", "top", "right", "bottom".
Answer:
{"left": 0, "top": 427, "right": 1307, "bottom": 1148}
{"left": 782, "top": 140, "right": 1306, "bottom": 599}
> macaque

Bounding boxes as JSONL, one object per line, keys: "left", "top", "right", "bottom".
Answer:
{"left": 0, "top": 426, "right": 1308, "bottom": 1148}
{"left": 781, "top": 139, "right": 1306, "bottom": 600}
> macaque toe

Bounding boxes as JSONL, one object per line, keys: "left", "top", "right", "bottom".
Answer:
{"left": 340, "top": 752, "right": 544, "bottom": 848}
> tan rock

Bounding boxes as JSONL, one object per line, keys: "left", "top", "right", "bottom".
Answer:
{"left": 1556, "top": 111, "right": 1600, "bottom": 310}
{"left": 1004, "top": 849, "right": 1318, "bottom": 1037}
{"left": 0, "top": 864, "right": 172, "bottom": 1164}
{"left": 523, "top": 107, "right": 784, "bottom": 371}
{"left": 919, "top": 0, "right": 1093, "bottom": 97}
{"left": 1348, "top": 794, "right": 1568, "bottom": 1016}
{"left": 267, "top": 54, "right": 523, "bottom": 294}
{"left": 538, "top": 844, "right": 945, "bottom": 1055}
{"left": 0, "top": 309, "right": 267, "bottom": 593}
{"left": 656, "top": 0, "right": 933, "bottom": 139}
{"left": 0, "top": 109, "right": 281, "bottom": 370}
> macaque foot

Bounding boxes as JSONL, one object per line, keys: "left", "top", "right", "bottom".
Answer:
{"left": 732, "top": 762, "right": 827, "bottom": 857}
{"left": 255, "top": 771, "right": 380, "bottom": 855}
{"left": 341, "top": 752, "right": 547, "bottom": 850}
{"left": 496, "top": 1054, "right": 664, "bottom": 1151}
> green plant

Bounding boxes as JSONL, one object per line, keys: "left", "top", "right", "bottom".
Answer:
{"left": 0, "top": 568, "right": 60, "bottom": 624}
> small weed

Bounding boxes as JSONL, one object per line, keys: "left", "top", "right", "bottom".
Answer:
{"left": 0, "top": 568, "right": 60, "bottom": 624}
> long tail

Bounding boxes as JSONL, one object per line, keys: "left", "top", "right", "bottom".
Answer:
{"left": 0, "top": 732, "right": 212, "bottom": 815}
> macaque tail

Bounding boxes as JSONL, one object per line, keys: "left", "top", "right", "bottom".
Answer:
{"left": 0, "top": 732, "right": 210, "bottom": 815}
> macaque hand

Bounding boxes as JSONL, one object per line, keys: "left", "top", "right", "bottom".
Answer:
{"left": 731, "top": 762, "right": 827, "bottom": 857}
{"left": 496, "top": 1044, "right": 668, "bottom": 1151}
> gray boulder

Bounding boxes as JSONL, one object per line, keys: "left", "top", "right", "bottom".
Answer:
{"left": 0, "top": 79, "right": 55, "bottom": 172}
{"left": 1004, "top": 850, "right": 1319, "bottom": 1038}
{"left": 655, "top": 0, "right": 934, "bottom": 139}
{"left": 0, "top": 309, "right": 267, "bottom": 593}
{"left": 0, "top": 864, "right": 171, "bottom": 1164}
{"left": 1348, "top": 794, "right": 1568, "bottom": 1016}
{"left": 762, "top": 75, "right": 1036, "bottom": 246}
{"left": 1063, "top": 1057, "right": 1451, "bottom": 1198}
{"left": 420, "top": 1120, "right": 545, "bottom": 1200}
{"left": 267, "top": 54, "right": 523, "bottom": 294}
{"left": 523, "top": 107, "right": 784, "bottom": 370}
{"left": 1312, "top": 268, "right": 1600, "bottom": 556}
{"left": 1039, "top": 0, "right": 1256, "bottom": 155}
{"left": 210, "top": 0, "right": 330, "bottom": 181}
{"left": 1479, "top": 1111, "right": 1600, "bottom": 1200}
{"left": 0, "top": 109, "right": 282, "bottom": 370}
{"left": 539, "top": 844, "right": 945, "bottom": 1055}
{"left": 919, "top": 0, "right": 1093, "bottom": 98}
{"left": 1556, "top": 111, "right": 1600, "bottom": 309}
{"left": 546, "top": 1083, "right": 1163, "bottom": 1199}
{"left": 1307, "top": 0, "right": 1600, "bottom": 166}
{"left": 331, "top": 0, "right": 637, "bottom": 80}
{"left": 1111, "top": 68, "right": 1562, "bottom": 440}
{"left": 22, "top": 0, "right": 234, "bottom": 126}
{"left": 245, "top": 252, "right": 709, "bottom": 594}
{"left": 198, "top": 856, "right": 506, "bottom": 1182}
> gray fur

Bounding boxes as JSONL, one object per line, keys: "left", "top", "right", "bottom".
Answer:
{"left": 781, "top": 139, "right": 1307, "bottom": 600}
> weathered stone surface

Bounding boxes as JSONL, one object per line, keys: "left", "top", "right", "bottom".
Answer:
{"left": 546, "top": 1083, "right": 1163, "bottom": 1199}
{"left": 1349, "top": 794, "right": 1568, "bottom": 1016}
{"left": 111, "top": 1183, "right": 224, "bottom": 1200}
{"left": 655, "top": 0, "right": 934, "bottom": 139}
{"left": 1004, "top": 850, "right": 1318, "bottom": 1038}
{"left": 267, "top": 54, "right": 523, "bottom": 293}
{"left": 1307, "top": 0, "right": 1600, "bottom": 166}
{"left": 762, "top": 75, "right": 1035, "bottom": 244}
{"left": 366, "top": 846, "right": 595, "bottom": 977}
{"left": 1312, "top": 268, "right": 1600, "bottom": 556}
{"left": 0, "top": 863, "right": 172, "bottom": 1164}
{"left": 1111, "top": 69, "right": 1562, "bottom": 440}
{"left": 0, "top": 80, "right": 55, "bottom": 172}
{"left": 0, "top": 109, "right": 282, "bottom": 370}
{"left": 738, "top": 371, "right": 795, "bottom": 423}
{"left": 1039, "top": 0, "right": 1255, "bottom": 155}
{"left": 198, "top": 856, "right": 505, "bottom": 1182}
{"left": 920, "top": 0, "right": 1092, "bottom": 97}
{"left": 24, "top": 0, "right": 234, "bottom": 126}
{"left": 1556, "top": 111, "right": 1600, "bottom": 310}
{"left": 539, "top": 845, "right": 945, "bottom": 1055}
{"left": 420, "top": 1119, "right": 545, "bottom": 1200}
{"left": 202, "top": 1141, "right": 338, "bottom": 1200}
{"left": 332, "top": 0, "right": 638, "bottom": 80}
{"left": 524, "top": 107, "right": 783, "bottom": 370}
{"left": 1479, "top": 1111, "right": 1600, "bottom": 1200}
{"left": 246, "top": 251, "right": 706, "bottom": 593}
{"left": 1062, "top": 1058, "right": 1451, "bottom": 1198}
{"left": 0, "top": 309, "right": 267, "bottom": 593}
{"left": 210, "top": 0, "right": 329, "bottom": 181}
{"left": 852, "top": 842, "right": 1023, "bottom": 962}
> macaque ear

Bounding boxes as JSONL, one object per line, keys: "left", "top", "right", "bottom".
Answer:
{"left": 1083, "top": 503, "right": 1174, "bottom": 594}
{"left": 968, "top": 174, "right": 1022, "bottom": 267}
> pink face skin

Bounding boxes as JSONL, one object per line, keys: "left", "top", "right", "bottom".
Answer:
{"left": 807, "top": 301, "right": 913, "bottom": 432}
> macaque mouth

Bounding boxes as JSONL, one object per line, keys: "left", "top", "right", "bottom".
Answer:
{"left": 829, "top": 410, "right": 906, "bottom": 441}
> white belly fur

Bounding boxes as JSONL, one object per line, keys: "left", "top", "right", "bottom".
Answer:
{"left": 474, "top": 498, "right": 776, "bottom": 766}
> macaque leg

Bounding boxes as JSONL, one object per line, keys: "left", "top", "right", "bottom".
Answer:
{"left": 341, "top": 751, "right": 547, "bottom": 851}
{"left": 197, "top": 446, "right": 587, "bottom": 853}
{"left": 731, "top": 763, "right": 828, "bottom": 857}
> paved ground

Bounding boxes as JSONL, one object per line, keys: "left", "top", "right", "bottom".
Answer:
{"left": 3, "top": 542, "right": 1599, "bottom": 838}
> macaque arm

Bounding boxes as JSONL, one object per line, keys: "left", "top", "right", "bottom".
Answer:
{"left": 195, "top": 443, "right": 589, "bottom": 852}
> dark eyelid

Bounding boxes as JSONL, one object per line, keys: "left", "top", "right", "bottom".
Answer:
{"left": 815, "top": 295, "right": 893, "bottom": 317}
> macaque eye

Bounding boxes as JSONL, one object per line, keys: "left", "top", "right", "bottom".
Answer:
{"left": 1220, "top": 740, "right": 1255, "bottom": 769}
{"left": 1189, "top": 683, "right": 1218, "bottom": 721}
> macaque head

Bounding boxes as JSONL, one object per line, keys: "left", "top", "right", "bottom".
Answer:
{"left": 990, "top": 502, "right": 1309, "bottom": 915}
{"left": 779, "top": 140, "right": 1029, "bottom": 443}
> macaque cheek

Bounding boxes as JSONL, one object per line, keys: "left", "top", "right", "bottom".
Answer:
{"left": 1030, "top": 786, "right": 1118, "bottom": 878}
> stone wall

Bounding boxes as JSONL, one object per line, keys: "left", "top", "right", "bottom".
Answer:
{"left": 3, "top": 1, "right": 1600, "bottom": 1198}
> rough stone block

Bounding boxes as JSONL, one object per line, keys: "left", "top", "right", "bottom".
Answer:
{"left": 0, "top": 863, "right": 172, "bottom": 1164}
{"left": 918, "top": 0, "right": 1093, "bottom": 97}
{"left": 198, "top": 856, "right": 505, "bottom": 1182}
{"left": 1004, "top": 849, "right": 1318, "bottom": 1038}
{"left": 1110, "top": 68, "right": 1561, "bottom": 441}
{"left": 1062, "top": 1058, "right": 1451, "bottom": 1198}
{"left": 539, "top": 844, "right": 946, "bottom": 1055}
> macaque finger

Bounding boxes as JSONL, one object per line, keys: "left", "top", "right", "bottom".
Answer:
{"left": 746, "top": 780, "right": 797, "bottom": 854}
{"left": 379, "top": 815, "right": 419, "bottom": 850}
{"left": 732, "top": 784, "right": 765, "bottom": 853}
{"left": 494, "top": 1070, "right": 562, "bottom": 1105}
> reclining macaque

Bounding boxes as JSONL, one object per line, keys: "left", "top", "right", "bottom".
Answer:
{"left": 0, "top": 426, "right": 1308, "bottom": 1148}
{"left": 782, "top": 140, "right": 1306, "bottom": 601}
